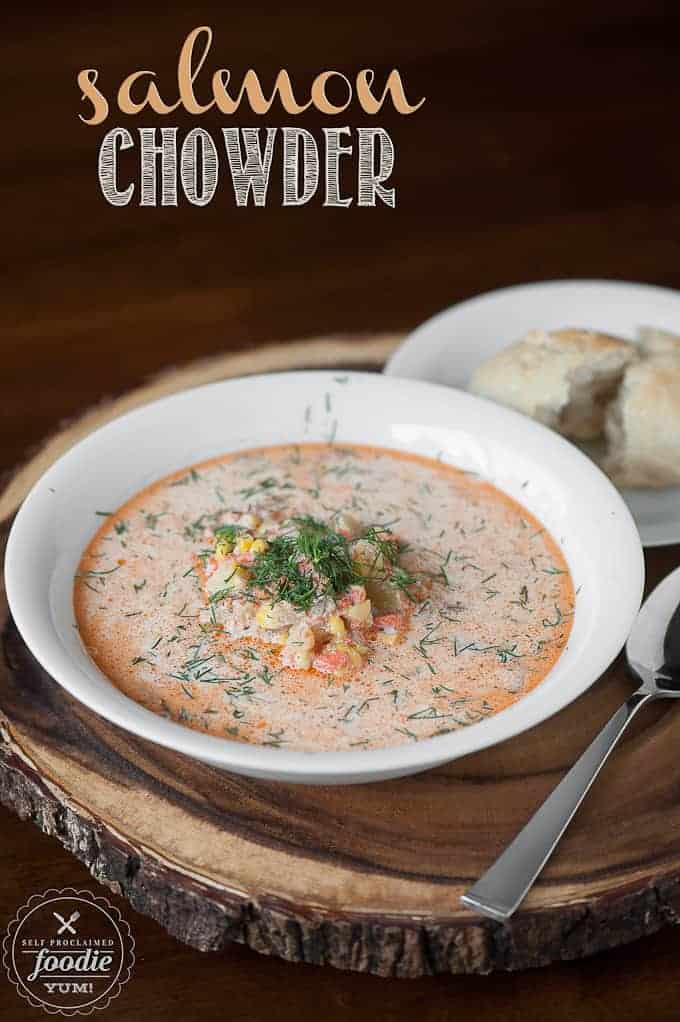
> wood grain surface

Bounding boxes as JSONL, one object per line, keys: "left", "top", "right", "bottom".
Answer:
{"left": 3, "top": 0, "right": 680, "bottom": 1018}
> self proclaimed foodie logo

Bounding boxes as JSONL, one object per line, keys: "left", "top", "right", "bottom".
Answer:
{"left": 3, "top": 888, "right": 135, "bottom": 1015}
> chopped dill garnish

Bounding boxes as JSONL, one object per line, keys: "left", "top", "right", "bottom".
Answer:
{"left": 249, "top": 533, "right": 319, "bottom": 610}
{"left": 543, "top": 605, "right": 566, "bottom": 628}
{"left": 239, "top": 476, "right": 293, "bottom": 500}
{"left": 75, "top": 565, "right": 120, "bottom": 579}
{"left": 362, "top": 524, "right": 400, "bottom": 565}
{"left": 245, "top": 515, "right": 416, "bottom": 610}
{"left": 496, "top": 644, "right": 523, "bottom": 663}
{"left": 170, "top": 468, "right": 202, "bottom": 486}
{"left": 395, "top": 726, "right": 418, "bottom": 740}
{"left": 290, "top": 515, "right": 356, "bottom": 594}
{"left": 389, "top": 566, "right": 418, "bottom": 600}
{"left": 143, "top": 511, "right": 167, "bottom": 531}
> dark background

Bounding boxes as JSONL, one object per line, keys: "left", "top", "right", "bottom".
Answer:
{"left": 3, "top": 2, "right": 680, "bottom": 1018}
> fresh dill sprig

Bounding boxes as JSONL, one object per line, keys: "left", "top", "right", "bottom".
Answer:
{"left": 388, "top": 566, "right": 418, "bottom": 601}
{"left": 248, "top": 533, "right": 319, "bottom": 610}
{"left": 290, "top": 515, "right": 357, "bottom": 596}
{"left": 361, "top": 524, "right": 400, "bottom": 566}
{"left": 244, "top": 515, "right": 417, "bottom": 611}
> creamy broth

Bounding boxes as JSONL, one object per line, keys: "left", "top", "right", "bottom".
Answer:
{"left": 74, "top": 444, "right": 574, "bottom": 752}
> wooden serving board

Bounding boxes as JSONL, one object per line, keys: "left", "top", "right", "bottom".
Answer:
{"left": 2, "top": 334, "right": 680, "bottom": 978}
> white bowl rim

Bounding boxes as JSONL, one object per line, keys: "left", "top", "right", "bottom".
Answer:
{"left": 4, "top": 370, "right": 645, "bottom": 782}
{"left": 386, "top": 276, "right": 680, "bottom": 378}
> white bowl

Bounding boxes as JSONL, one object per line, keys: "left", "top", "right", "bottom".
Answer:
{"left": 4, "top": 372, "right": 644, "bottom": 784}
{"left": 385, "top": 278, "right": 680, "bottom": 546}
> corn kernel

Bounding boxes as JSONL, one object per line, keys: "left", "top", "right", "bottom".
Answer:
{"left": 250, "top": 538, "right": 268, "bottom": 556}
{"left": 215, "top": 538, "right": 233, "bottom": 560}
{"left": 235, "top": 535, "right": 254, "bottom": 555}
{"left": 256, "top": 603, "right": 273, "bottom": 628}
{"left": 328, "top": 614, "right": 346, "bottom": 637}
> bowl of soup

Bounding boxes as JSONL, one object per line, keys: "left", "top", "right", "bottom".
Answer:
{"left": 4, "top": 372, "right": 643, "bottom": 783}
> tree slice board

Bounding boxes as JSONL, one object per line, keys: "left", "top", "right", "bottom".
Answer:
{"left": 2, "top": 334, "right": 680, "bottom": 978}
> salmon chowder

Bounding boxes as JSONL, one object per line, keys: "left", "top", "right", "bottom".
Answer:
{"left": 74, "top": 444, "right": 574, "bottom": 752}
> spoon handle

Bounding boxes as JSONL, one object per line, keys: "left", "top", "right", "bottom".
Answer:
{"left": 663, "top": 599, "right": 680, "bottom": 677}
{"left": 460, "top": 688, "right": 653, "bottom": 921}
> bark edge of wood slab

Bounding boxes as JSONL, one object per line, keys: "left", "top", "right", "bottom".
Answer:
{"left": 2, "top": 334, "right": 680, "bottom": 978}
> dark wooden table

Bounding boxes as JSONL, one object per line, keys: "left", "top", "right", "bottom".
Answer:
{"left": 3, "top": 2, "right": 680, "bottom": 1017}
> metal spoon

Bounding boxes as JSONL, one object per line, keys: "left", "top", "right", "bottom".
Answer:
{"left": 461, "top": 566, "right": 680, "bottom": 921}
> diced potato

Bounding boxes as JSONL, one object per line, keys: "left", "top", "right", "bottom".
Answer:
{"left": 288, "top": 621, "right": 315, "bottom": 649}
{"left": 351, "top": 540, "right": 385, "bottom": 577}
{"left": 342, "top": 599, "right": 372, "bottom": 625}
{"left": 205, "top": 558, "right": 249, "bottom": 596}
{"left": 250, "top": 538, "right": 268, "bottom": 556}
{"left": 335, "top": 642, "right": 365, "bottom": 668}
{"left": 282, "top": 621, "right": 316, "bottom": 669}
{"left": 328, "top": 614, "right": 346, "bottom": 637}
{"left": 256, "top": 601, "right": 298, "bottom": 630}
{"left": 226, "top": 566, "right": 249, "bottom": 591}
{"left": 364, "top": 578, "right": 403, "bottom": 613}
{"left": 289, "top": 649, "right": 314, "bottom": 669}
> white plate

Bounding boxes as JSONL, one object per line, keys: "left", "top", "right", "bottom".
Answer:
{"left": 385, "top": 279, "right": 680, "bottom": 547}
{"left": 4, "top": 372, "right": 644, "bottom": 784}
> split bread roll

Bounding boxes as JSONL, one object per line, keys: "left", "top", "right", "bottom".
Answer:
{"left": 469, "top": 328, "right": 638, "bottom": 440}
{"left": 637, "top": 325, "right": 680, "bottom": 361}
{"left": 604, "top": 348, "right": 680, "bottom": 489}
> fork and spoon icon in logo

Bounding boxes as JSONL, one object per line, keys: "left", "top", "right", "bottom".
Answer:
{"left": 52, "top": 910, "right": 80, "bottom": 935}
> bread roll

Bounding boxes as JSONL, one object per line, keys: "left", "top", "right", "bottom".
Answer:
{"left": 469, "top": 328, "right": 638, "bottom": 440}
{"left": 604, "top": 359, "right": 680, "bottom": 488}
{"left": 637, "top": 326, "right": 680, "bottom": 361}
